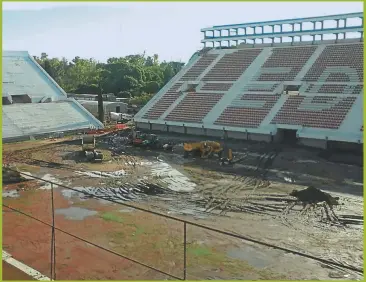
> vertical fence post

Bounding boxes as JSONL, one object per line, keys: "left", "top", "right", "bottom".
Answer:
{"left": 50, "top": 182, "right": 54, "bottom": 280}
{"left": 51, "top": 182, "right": 56, "bottom": 280}
{"left": 183, "top": 222, "right": 187, "bottom": 280}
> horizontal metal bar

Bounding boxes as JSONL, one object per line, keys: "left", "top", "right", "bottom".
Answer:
{"left": 3, "top": 204, "right": 183, "bottom": 280}
{"left": 4, "top": 168, "right": 364, "bottom": 274}
{"left": 201, "top": 12, "right": 363, "bottom": 31}
{"left": 201, "top": 26, "right": 363, "bottom": 42}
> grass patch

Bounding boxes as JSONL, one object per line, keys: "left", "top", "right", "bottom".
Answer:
{"left": 99, "top": 212, "right": 124, "bottom": 223}
{"left": 186, "top": 242, "right": 290, "bottom": 279}
{"left": 126, "top": 223, "right": 147, "bottom": 238}
{"left": 188, "top": 245, "right": 212, "bottom": 257}
{"left": 134, "top": 226, "right": 145, "bottom": 236}
{"left": 108, "top": 231, "right": 125, "bottom": 240}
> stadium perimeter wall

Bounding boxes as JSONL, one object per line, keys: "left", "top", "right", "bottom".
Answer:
{"left": 135, "top": 122, "right": 328, "bottom": 149}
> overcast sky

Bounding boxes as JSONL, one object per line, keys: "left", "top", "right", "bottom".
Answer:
{"left": 2, "top": 1, "right": 363, "bottom": 62}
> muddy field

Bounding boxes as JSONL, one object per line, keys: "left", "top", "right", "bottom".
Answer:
{"left": 2, "top": 134, "right": 364, "bottom": 280}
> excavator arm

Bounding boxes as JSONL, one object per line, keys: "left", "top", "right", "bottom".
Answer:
{"left": 201, "top": 146, "right": 213, "bottom": 158}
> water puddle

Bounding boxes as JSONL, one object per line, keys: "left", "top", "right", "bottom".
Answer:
{"left": 150, "top": 161, "right": 196, "bottom": 192}
{"left": 60, "top": 181, "right": 167, "bottom": 203}
{"left": 343, "top": 179, "right": 363, "bottom": 187}
{"left": 57, "top": 157, "right": 196, "bottom": 205}
{"left": 61, "top": 188, "right": 85, "bottom": 199}
{"left": 119, "top": 208, "right": 135, "bottom": 213}
{"left": 75, "top": 170, "right": 127, "bottom": 178}
{"left": 19, "top": 171, "right": 35, "bottom": 180}
{"left": 124, "top": 161, "right": 153, "bottom": 166}
{"left": 55, "top": 207, "right": 97, "bottom": 220}
{"left": 3, "top": 190, "right": 19, "bottom": 198}
{"left": 38, "top": 174, "right": 68, "bottom": 190}
{"left": 227, "top": 245, "right": 281, "bottom": 269}
{"left": 166, "top": 202, "right": 208, "bottom": 219}
{"left": 295, "top": 159, "right": 318, "bottom": 164}
{"left": 283, "top": 176, "right": 295, "bottom": 183}
{"left": 276, "top": 172, "right": 295, "bottom": 183}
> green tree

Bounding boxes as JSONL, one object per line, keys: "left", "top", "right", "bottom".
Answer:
{"left": 34, "top": 52, "right": 185, "bottom": 106}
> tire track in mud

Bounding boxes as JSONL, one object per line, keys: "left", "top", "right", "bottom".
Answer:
{"left": 11, "top": 149, "right": 362, "bottom": 230}
{"left": 188, "top": 147, "right": 280, "bottom": 216}
{"left": 8, "top": 154, "right": 364, "bottom": 278}
{"left": 11, "top": 156, "right": 183, "bottom": 204}
{"left": 185, "top": 146, "right": 363, "bottom": 231}
{"left": 184, "top": 171, "right": 362, "bottom": 232}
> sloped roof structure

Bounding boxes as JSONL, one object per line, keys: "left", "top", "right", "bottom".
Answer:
{"left": 2, "top": 51, "right": 103, "bottom": 142}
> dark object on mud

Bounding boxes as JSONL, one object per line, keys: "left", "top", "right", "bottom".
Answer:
{"left": 136, "top": 182, "right": 166, "bottom": 196}
{"left": 2, "top": 166, "right": 27, "bottom": 184}
{"left": 79, "top": 181, "right": 167, "bottom": 203}
{"left": 285, "top": 186, "right": 342, "bottom": 222}
{"left": 162, "top": 143, "right": 174, "bottom": 151}
{"left": 81, "top": 135, "right": 103, "bottom": 162}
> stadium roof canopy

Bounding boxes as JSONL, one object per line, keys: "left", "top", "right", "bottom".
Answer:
{"left": 2, "top": 51, "right": 103, "bottom": 142}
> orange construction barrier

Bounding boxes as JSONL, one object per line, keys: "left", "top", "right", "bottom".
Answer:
{"left": 116, "top": 124, "right": 128, "bottom": 130}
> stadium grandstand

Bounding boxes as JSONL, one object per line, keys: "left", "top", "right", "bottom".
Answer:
{"left": 134, "top": 12, "right": 363, "bottom": 150}
{"left": 2, "top": 51, "right": 103, "bottom": 143}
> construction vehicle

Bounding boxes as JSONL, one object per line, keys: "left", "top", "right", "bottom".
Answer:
{"left": 128, "top": 130, "right": 163, "bottom": 149}
{"left": 126, "top": 129, "right": 174, "bottom": 151}
{"left": 183, "top": 141, "right": 223, "bottom": 159}
{"left": 81, "top": 135, "right": 103, "bottom": 162}
{"left": 141, "top": 134, "right": 161, "bottom": 148}
{"left": 128, "top": 130, "right": 145, "bottom": 146}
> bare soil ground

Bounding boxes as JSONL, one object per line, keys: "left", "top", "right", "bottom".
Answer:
{"left": 2, "top": 135, "right": 363, "bottom": 280}
{"left": 2, "top": 261, "right": 36, "bottom": 280}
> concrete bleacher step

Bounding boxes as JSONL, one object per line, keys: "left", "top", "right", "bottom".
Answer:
{"left": 316, "top": 67, "right": 362, "bottom": 83}
{"left": 196, "top": 52, "right": 227, "bottom": 81}
{"left": 295, "top": 44, "right": 326, "bottom": 81}
{"left": 338, "top": 95, "right": 363, "bottom": 133}
{"left": 230, "top": 99, "right": 266, "bottom": 108}
{"left": 158, "top": 53, "right": 226, "bottom": 120}
{"left": 241, "top": 82, "right": 279, "bottom": 93}
{"left": 202, "top": 48, "right": 273, "bottom": 124}
{"left": 135, "top": 53, "right": 201, "bottom": 120}
{"left": 260, "top": 95, "right": 288, "bottom": 127}
{"left": 160, "top": 92, "right": 189, "bottom": 121}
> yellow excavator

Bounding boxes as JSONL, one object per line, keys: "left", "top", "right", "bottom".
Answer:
{"left": 183, "top": 141, "right": 237, "bottom": 165}
{"left": 183, "top": 141, "right": 223, "bottom": 159}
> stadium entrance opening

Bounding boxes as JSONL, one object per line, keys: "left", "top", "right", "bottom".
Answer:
{"left": 277, "top": 129, "right": 298, "bottom": 145}
{"left": 283, "top": 84, "right": 301, "bottom": 95}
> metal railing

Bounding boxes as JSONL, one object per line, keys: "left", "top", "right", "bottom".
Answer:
{"left": 2, "top": 169, "right": 363, "bottom": 280}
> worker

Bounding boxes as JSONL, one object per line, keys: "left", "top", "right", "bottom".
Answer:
{"left": 219, "top": 149, "right": 234, "bottom": 166}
